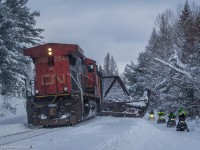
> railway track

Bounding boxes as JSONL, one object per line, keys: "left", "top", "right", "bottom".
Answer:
{"left": 0, "top": 126, "right": 64, "bottom": 146}
{"left": 0, "top": 116, "right": 98, "bottom": 146}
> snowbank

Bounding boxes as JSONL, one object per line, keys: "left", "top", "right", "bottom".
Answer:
{"left": 0, "top": 96, "right": 28, "bottom": 137}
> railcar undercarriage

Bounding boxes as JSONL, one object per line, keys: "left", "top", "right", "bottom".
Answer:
{"left": 26, "top": 93, "right": 99, "bottom": 126}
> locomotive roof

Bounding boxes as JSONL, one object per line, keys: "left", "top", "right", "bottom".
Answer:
{"left": 23, "top": 43, "right": 84, "bottom": 58}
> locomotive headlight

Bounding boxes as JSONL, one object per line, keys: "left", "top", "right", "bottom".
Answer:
{"left": 35, "top": 90, "right": 39, "bottom": 94}
{"left": 48, "top": 48, "right": 52, "bottom": 55}
{"left": 63, "top": 87, "right": 68, "bottom": 92}
{"left": 48, "top": 51, "right": 52, "bottom": 55}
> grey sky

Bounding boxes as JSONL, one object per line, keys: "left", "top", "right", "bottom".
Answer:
{"left": 27, "top": 0, "right": 200, "bottom": 73}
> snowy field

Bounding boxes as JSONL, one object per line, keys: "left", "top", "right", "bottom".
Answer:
{"left": 1, "top": 101, "right": 200, "bottom": 150}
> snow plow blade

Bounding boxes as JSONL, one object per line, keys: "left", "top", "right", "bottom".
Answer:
{"left": 99, "top": 76, "right": 149, "bottom": 118}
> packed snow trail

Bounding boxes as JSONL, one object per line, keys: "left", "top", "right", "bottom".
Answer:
{"left": 3, "top": 116, "right": 200, "bottom": 150}
{"left": 96, "top": 119, "right": 200, "bottom": 150}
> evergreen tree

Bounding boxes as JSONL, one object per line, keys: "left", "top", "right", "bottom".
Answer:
{"left": 0, "top": 0, "right": 43, "bottom": 113}
{"left": 103, "top": 52, "right": 111, "bottom": 76}
{"left": 110, "top": 56, "right": 118, "bottom": 75}
{"left": 175, "top": 0, "right": 196, "bottom": 65}
{"left": 123, "top": 62, "right": 143, "bottom": 98}
{"left": 103, "top": 52, "right": 118, "bottom": 76}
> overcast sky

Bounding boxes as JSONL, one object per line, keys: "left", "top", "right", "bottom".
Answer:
{"left": 27, "top": 0, "right": 200, "bottom": 73}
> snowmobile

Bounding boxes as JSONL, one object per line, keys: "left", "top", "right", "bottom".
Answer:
{"left": 176, "top": 118, "right": 189, "bottom": 132}
{"left": 167, "top": 117, "right": 176, "bottom": 127}
{"left": 148, "top": 113, "right": 155, "bottom": 120}
{"left": 157, "top": 115, "right": 166, "bottom": 124}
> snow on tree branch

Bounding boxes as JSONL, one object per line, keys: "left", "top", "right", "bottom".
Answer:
{"left": 154, "top": 58, "right": 193, "bottom": 80}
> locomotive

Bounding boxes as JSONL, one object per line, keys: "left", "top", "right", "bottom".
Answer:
{"left": 24, "top": 43, "right": 102, "bottom": 126}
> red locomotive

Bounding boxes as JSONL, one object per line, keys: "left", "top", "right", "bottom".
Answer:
{"left": 24, "top": 43, "right": 102, "bottom": 126}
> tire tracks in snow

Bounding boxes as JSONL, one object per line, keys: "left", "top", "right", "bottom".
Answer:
{"left": 95, "top": 118, "right": 200, "bottom": 150}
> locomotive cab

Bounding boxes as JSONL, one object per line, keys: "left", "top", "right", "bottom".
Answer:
{"left": 24, "top": 43, "right": 101, "bottom": 126}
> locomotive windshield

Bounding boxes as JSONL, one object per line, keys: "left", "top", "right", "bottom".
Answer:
{"left": 69, "top": 55, "right": 76, "bottom": 66}
{"left": 88, "top": 64, "right": 94, "bottom": 72}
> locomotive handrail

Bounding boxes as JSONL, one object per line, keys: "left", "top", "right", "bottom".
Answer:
{"left": 77, "top": 73, "right": 95, "bottom": 88}
{"left": 76, "top": 73, "right": 83, "bottom": 102}
{"left": 77, "top": 73, "right": 84, "bottom": 103}
{"left": 69, "top": 73, "right": 84, "bottom": 103}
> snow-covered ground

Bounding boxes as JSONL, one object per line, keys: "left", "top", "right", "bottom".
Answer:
{"left": 1, "top": 116, "right": 200, "bottom": 150}
{"left": 1, "top": 99, "right": 200, "bottom": 150}
{"left": 0, "top": 98, "right": 29, "bottom": 137}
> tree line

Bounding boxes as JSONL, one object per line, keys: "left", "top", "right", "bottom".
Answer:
{"left": 124, "top": 1, "right": 200, "bottom": 113}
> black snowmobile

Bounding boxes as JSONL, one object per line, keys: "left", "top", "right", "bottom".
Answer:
{"left": 167, "top": 117, "right": 176, "bottom": 127}
{"left": 176, "top": 118, "right": 189, "bottom": 132}
{"left": 157, "top": 115, "right": 166, "bottom": 124}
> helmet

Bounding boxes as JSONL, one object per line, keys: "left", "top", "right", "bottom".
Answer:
{"left": 179, "top": 106, "right": 184, "bottom": 112}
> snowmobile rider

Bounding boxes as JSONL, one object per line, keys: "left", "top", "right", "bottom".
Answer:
{"left": 149, "top": 110, "right": 154, "bottom": 115}
{"left": 178, "top": 106, "right": 187, "bottom": 121}
{"left": 149, "top": 110, "right": 155, "bottom": 120}
{"left": 168, "top": 111, "right": 176, "bottom": 119}
{"left": 157, "top": 109, "right": 166, "bottom": 117}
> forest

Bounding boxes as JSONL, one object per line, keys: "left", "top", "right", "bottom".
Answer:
{"left": 124, "top": 1, "right": 200, "bottom": 115}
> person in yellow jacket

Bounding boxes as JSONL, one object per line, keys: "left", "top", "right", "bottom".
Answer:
{"left": 178, "top": 106, "right": 187, "bottom": 120}
{"left": 157, "top": 109, "right": 166, "bottom": 117}
{"left": 176, "top": 106, "right": 189, "bottom": 132}
{"left": 157, "top": 108, "right": 166, "bottom": 124}
{"left": 149, "top": 110, "right": 155, "bottom": 120}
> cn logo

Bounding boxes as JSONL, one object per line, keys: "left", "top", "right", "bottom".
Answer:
{"left": 42, "top": 74, "right": 65, "bottom": 85}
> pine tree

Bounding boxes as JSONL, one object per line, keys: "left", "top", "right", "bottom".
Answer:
{"left": 123, "top": 62, "right": 143, "bottom": 98}
{"left": 103, "top": 52, "right": 118, "bottom": 76}
{"left": 0, "top": 0, "right": 43, "bottom": 113}
{"left": 103, "top": 53, "right": 111, "bottom": 76}
{"left": 177, "top": 0, "right": 195, "bottom": 64}
{"left": 110, "top": 56, "right": 118, "bottom": 75}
